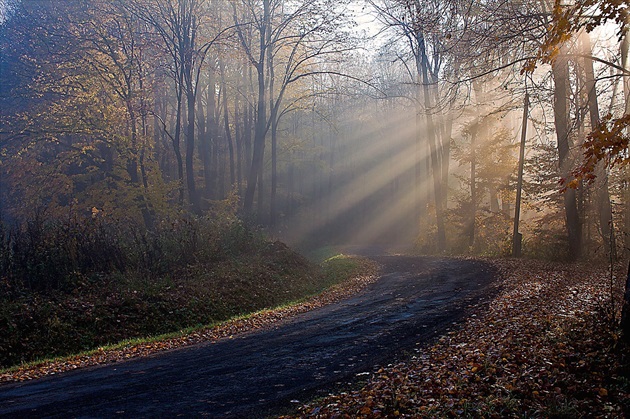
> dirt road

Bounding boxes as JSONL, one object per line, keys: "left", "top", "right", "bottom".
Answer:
{"left": 0, "top": 256, "right": 497, "bottom": 418}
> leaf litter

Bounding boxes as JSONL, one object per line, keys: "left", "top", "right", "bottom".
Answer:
{"left": 282, "top": 258, "right": 629, "bottom": 418}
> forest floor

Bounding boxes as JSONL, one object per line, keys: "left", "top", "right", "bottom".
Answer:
{"left": 2, "top": 255, "right": 629, "bottom": 418}
{"left": 284, "top": 258, "right": 630, "bottom": 418}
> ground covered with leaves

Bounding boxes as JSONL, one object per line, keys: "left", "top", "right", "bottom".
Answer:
{"left": 285, "top": 258, "right": 630, "bottom": 418}
{"left": 3, "top": 255, "right": 629, "bottom": 418}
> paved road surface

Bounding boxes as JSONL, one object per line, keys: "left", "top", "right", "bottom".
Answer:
{"left": 0, "top": 256, "right": 497, "bottom": 418}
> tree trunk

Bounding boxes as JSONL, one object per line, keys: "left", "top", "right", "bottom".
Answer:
{"left": 186, "top": 88, "right": 200, "bottom": 214}
{"left": 439, "top": 62, "right": 459, "bottom": 212}
{"left": 197, "top": 81, "right": 208, "bottom": 202}
{"left": 257, "top": 162, "right": 264, "bottom": 223}
{"left": 415, "top": 97, "right": 424, "bottom": 231}
{"left": 220, "top": 62, "right": 236, "bottom": 188}
{"left": 622, "top": 28, "right": 630, "bottom": 259}
{"left": 434, "top": 80, "right": 450, "bottom": 213}
{"left": 137, "top": 76, "right": 154, "bottom": 230}
{"left": 243, "top": 0, "right": 269, "bottom": 215}
{"left": 202, "top": 67, "right": 216, "bottom": 200}
{"left": 440, "top": 116, "right": 452, "bottom": 212}
{"left": 512, "top": 93, "right": 529, "bottom": 258}
{"left": 552, "top": 49, "right": 582, "bottom": 260}
{"left": 244, "top": 63, "right": 254, "bottom": 184}
{"left": 418, "top": 33, "right": 446, "bottom": 251}
{"left": 173, "top": 84, "right": 185, "bottom": 206}
{"left": 267, "top": 25, "right": 278, "bottom": 227}
{"left": 621, "top": 261, "right": 630, "bottom": 341}
{"left": 270, "top": 116, "right": 278, "bottom": 226}
{"left": 581, "top": 31, "right": 615, "bottom": 258}
{"left": 125, "top": 105, "right": 154, "bottom": 229}
{"left": 287, "top": 163, "right": 294, "bottom": 216}
{"left": 235, "top": 94, "right": 243, "bottom": 195}
{"left": 469, "top": 124, "right": 477, "bottom": 248}
{"left": 244, "top": 63, "right": 266, "bottom": 213}
{"left": 469, "top": 82, "right": 483, "bottom": 248}
{"left": 490, "top": 188, "right": 500, "bottom": 213}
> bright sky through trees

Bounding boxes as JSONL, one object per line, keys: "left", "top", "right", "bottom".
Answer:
{"left": 0, "top": 0, "right": 629, "bottom": 260}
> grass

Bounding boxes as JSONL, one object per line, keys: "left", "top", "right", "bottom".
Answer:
{"left": 0, "top": 252, "right": 376, "bottom": 378}
{"left": 303, "top": 246, "right": 344, "bottom": 263}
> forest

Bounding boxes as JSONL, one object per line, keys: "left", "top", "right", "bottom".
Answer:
{"left": 1, "top": 0, "right": 628, "bottom": 258}
{"left": 1, "top": 0, "right": 630, "bottom": 416}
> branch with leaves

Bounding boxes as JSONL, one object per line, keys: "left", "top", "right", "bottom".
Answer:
{"left": 534, "top": 0, "right": 630, "bottom": 187}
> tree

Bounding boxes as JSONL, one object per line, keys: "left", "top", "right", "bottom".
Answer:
{"left": 0, "top": 0, "right": 170, "bottom": 224}
{"left": 134, "top": 0, "right": 228, "bottom": 214}
{"left": 370, "top": 0, "right": 451, "bottom": 251}
{"left": 232, "top": 0, "right": 270, "bottom": 216}
{"left": 534, "top": 0, "right": 630, "bottom": 337}
{"left": 77, "top": 0, "right": 162, "bottom": 228}
{"left": 536, "top": 0, "right": 630, "bottom": 178}
{"left": 233, "top": 0, "right": 353, "bottom": 221}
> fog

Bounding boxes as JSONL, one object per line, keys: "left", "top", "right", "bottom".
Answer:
{"left": 0, "top": 0, "right": 626, "bottom": 260}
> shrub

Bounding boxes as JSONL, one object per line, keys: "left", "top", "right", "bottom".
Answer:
{"left": 0, "top": 210, "right": 262, "bottom": 294}
{"left": 0, "top": 211, "right": 333, "bottom": 368}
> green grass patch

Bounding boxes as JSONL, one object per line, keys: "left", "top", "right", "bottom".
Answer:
{"left": 302, "top": 245, "right": 344, "bottom": 263}
{"left": 0, "top": 246, "right": 370, "bottom": 370}
{"left": 321, "top": 254, "right": 364, "bottom": 281}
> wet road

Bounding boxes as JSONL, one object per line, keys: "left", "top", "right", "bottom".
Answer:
{"left": 0, "top": 256, "right": 497, "bottom": 418}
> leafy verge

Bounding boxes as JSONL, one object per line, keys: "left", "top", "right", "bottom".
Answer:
{"left": 285, "top": 259, "right": 629, "bottom": 418}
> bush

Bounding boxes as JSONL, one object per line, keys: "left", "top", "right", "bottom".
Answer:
{"left": 0, "top": 215, "right": 127, "bottom": 292}
{"left": 0, "top": 212, "right": 335, "bottom": 368}
{"left": 0, "top": 212, "right": 263, "bottom": 294}
{"left": 521, "top": 212, "right": 570, "bottom": 261}
{"left": 438, "top": 207, "right": 512, "bottom": 257}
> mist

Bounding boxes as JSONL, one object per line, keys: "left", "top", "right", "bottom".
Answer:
{"left": 2, "top": 1, "right": 630, "bottom": 417}
{"left": 0, "top": 0, "right": 626, "bottom": 261}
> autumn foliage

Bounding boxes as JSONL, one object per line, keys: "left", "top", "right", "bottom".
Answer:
{"left": 532, "top": 0, "right": 629, "bottom": 69}
{"left": 568, "top": 113, "right": 630, "bottom": 188}
{"left": 534, "top": 0, "right": 630, "bottom": 187}
{"left": 283, "top": 259, "right": 629, "bottom": 418}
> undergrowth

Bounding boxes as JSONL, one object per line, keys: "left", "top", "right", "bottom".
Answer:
{"left": 0, "top": 214, "right": 362, "bottom": 369}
